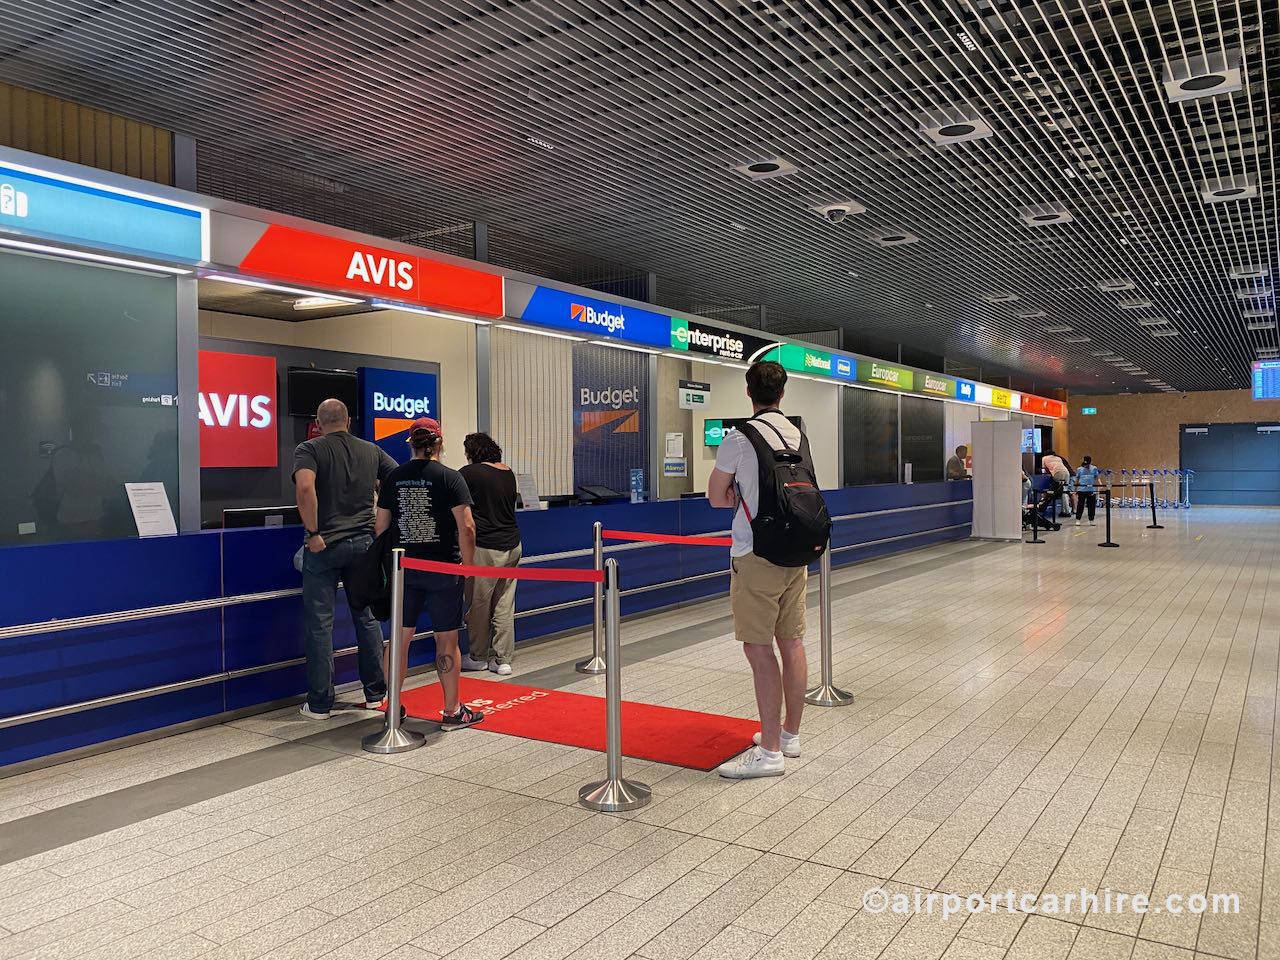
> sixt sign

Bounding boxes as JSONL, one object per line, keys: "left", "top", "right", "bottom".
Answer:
{"left": 0, "top": 159, "right": 206, "bottom": 262}
{"left": 516, "top": 284, "right": 671, "bottom": 347}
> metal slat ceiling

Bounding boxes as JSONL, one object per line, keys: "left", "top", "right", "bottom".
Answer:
{"left": 0, "top": 0, "right": 1274, "bottom": 393}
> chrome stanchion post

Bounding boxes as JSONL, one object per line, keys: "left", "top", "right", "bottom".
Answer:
{"left": 579, "top": 558, "right": 651, "bottom": 812}
{"left": 363, "top": 548, "right": 425, "bottom": 754}
{"left": 805, "top": 548, "right": 854, "bottom": 707}
{"left": 576, "top": 521, "right": 607, "bottom": 674}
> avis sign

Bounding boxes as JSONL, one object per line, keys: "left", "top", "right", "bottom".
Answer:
{"left": 197, "top": 351, "right": 278, "bottom": 467}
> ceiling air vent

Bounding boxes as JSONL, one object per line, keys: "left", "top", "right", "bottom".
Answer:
{"left": 729, "top": 158, "right": 799, "bottom": 182}
{"left": 982, "top": 291, "right": 1019, "bottom": 303}
{"left": 1200, "top": 174, "right": 1258, "bottom": 203}
{"left": 1097, "top": 278, "right": 1135, "bottom": 292}
{"left": 1235, "top": 285, "right": 1273, "bottom": 300}
{"left": 917, "top": 107, "right": 995, "bottom": 146}
{"left": 1162, "top": 49, "right": 1243, "bottom": 103}
{"left": 871, "top": 231, "right": 919, "bottom": 248}
{"left": 1019, "top": 203, "right": 1074, "bottom": 226}
{"left": 1230, "top": 264, "right": 1270, "bottom": 280}
{"left": 1118, "top": 299, "right": 1154, "bottom": 310}
{"left": 1136, "top": 317, "right": 1169, "bottom": 326}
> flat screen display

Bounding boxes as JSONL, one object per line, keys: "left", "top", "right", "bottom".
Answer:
{"left": 287, "top": 367, "right": 359, "bottom": 419}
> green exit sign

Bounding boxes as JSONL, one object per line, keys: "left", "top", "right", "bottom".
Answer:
{"left": 1082, "top": 407, "right": 1098, "bottom": 415}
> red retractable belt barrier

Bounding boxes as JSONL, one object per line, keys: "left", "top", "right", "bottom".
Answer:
{"left": 399, "top": 556, "right": 603, "bottom": 583}
{"left": 601, "top": 529, "right": 732, "bottom": 548}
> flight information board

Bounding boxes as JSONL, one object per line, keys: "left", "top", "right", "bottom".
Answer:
{"left": 1254, "top": 360, "right": 1280, "bottom": 400}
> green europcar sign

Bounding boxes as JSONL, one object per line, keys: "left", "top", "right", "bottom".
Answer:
{"left": 857, "top": 359, "right": 914, "bottom": 391}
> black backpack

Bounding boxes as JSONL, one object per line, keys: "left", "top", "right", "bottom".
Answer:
{"left": 736, "top": 412, "right": 831, "bottom": 567}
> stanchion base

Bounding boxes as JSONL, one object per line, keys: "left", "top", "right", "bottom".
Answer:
{"left": 362, "top": 724, "right": 425, "bottom": 754}
{"left": 805, "top": 683, "right": 855, "bottom": 707}
{"left": 575, "top": 655, "right": 606, "bottom": 675}
{"left": 579, "top": 777, "right": 651, "bottom": 812}
{"left": 1098, "top": 542, "right": 1119, "bottom": 548}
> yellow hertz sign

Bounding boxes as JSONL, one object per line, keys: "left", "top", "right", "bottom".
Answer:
{"left": 990, "top": 389, "right": 1012, "bottom": 408}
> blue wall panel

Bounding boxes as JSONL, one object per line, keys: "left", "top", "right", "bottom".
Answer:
{"left": 2, "top": 481, "right": 970, "bottom": 768}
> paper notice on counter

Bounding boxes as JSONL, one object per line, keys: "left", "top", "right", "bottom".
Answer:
{"left": 515, "top": 472, "right": 544, "bottom": 510}
{"left": 125, "top": 482, "right": 177, "bottom": 537}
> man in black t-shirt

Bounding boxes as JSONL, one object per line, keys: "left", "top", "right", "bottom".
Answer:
{"left": 375, "top": 417, "right": 483, "bottom": 731}
{"left": 293, "top": 399, "right": 397, "bottom": 720}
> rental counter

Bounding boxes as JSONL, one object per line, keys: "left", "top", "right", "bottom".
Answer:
{"left": 0, "top": 481, "right": 971, "bottom": 768}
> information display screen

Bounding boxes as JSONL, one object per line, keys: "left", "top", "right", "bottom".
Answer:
{"left": 1253, "top": 360, "right": 1280, "bottom": 400}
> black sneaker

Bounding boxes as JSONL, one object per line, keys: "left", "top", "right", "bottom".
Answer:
{"left": 440, "top": 704, "right": 485, "bottom": 732}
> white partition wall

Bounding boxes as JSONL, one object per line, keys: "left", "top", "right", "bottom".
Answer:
{"left": 971, "top": 419, "right": 1023, "bottom": 540}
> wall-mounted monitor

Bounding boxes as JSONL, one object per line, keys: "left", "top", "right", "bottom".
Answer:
{"left": 287, "top": 366, "right": 359, "bottom": 419}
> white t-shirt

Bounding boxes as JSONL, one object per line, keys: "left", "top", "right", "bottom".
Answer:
{"left": 713, "top": 411, "right": 803, "bottom": 558}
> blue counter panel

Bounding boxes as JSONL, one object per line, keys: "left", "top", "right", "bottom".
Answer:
{"left": 1, "top": 481, "right": 971, "bottom": 767}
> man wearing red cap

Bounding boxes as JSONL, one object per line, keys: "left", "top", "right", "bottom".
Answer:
{"left": 375, "top": 416, "right": 484, "bottom": 731}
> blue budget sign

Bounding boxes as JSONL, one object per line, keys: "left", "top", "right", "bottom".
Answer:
{"left": 358, "top": 367, "right": 440, "bottom": 464}
{"left": 520, "top": 285, "right": 671, "bottom": 347}
{"left": 0, "top": 160, "right": 206, "bottom": 262}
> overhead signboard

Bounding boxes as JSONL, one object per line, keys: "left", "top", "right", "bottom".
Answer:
{"left": 358, "top": 367, "right": 441, "bottom": 464}
{"left": 508, "top": 283, "right": 671, "bottom": 346}
{"left": 668, "top": 316, "right": 776, "bottom": 362}
{"left": 235, "top": 224, "right": 504, "bottom": 316}
{"left": 0, "top": 159, "right": 207, "bottom": 262}
{"left": 197, "top": 350, "right": 277, "bottom": 468}
{"left": 857, "top": 359, "right": 914, "bottom": 391}
{"left": 920, "top": 373, "right": 956, "bottom": 398}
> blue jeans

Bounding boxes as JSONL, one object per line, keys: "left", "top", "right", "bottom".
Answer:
{"left": 302, "top": 533, "right": 387, "bottom": 712}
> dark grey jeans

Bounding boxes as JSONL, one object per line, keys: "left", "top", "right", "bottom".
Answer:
{"left": 302, "top": 533, "right": 386, "bottom": 713}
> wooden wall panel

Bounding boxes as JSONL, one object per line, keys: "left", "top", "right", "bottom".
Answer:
{"left": 1067, "top": 389, "right": 1280, "bottom": 471}
{"left": 0, "top": 82, "right": 173, "bottom": 185}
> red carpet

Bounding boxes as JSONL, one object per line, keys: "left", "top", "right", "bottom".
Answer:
{"left": 398, "top": 677, "right": 757, "bottom": 771}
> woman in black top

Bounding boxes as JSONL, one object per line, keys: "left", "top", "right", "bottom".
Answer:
{"left": 458, "top": 432, "right": 523, "bottom": 675}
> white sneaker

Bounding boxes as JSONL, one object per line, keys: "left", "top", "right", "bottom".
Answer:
{"left": 298, "top": 704, "right": 331, "bottom": 721}
{"left": 493, "top": 663, "right": 513, "bottom": 676}
{"left": 753, "top": 731, "right": 801, "bottom": 758}
{"left": 460, "top": 655, "right": 489, "bottom": 672}
{"left": 718, "top": 746, "right": 784, "bottom": 779}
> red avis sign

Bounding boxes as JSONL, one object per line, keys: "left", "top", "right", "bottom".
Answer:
{"left": 198, "top": 351, "right": 278, "bottom": 468}
{"left": 236, "top": 224, "right": 505, "bottom": 317}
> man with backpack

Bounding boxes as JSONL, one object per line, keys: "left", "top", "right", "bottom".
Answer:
{"left": 707, "top": 360, "right": 831, "bottom": 779}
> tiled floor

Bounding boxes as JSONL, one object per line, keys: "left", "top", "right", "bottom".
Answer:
{"left": 1, "top": 507, "right": 1276, "bottom": 960}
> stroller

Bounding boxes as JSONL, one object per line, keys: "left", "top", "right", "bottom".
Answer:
{"left": 1023, "top": 474, "right": 1061, "bottom": 531}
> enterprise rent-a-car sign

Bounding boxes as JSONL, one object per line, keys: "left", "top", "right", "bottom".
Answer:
{"left": 515, "top": 284, "right": 671, "bottom": 347}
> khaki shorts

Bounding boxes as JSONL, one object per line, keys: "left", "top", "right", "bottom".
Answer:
{"left": 730, "top": 552, "right": 808, "bottom": 645}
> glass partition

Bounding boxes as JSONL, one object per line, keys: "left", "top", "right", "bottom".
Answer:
{"left": 0, "top": 251, "right": 179, "bottom": 547}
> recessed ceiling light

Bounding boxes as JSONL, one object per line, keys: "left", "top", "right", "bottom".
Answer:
{"left": 1163, "top": 49, "right": 1243, "bottom": 103}
{"left": 918, "top": 107, "right": 993, "bottom": 145}
{"left": 1201, "top": 174, "right": 1259, "bottom": 203}
{"left": 1019, "top": 203, "right": 1074, "bottom": 226}
{"left": 730, "top": 158, "right": 798, "bottom": 181}
{"left": 1097, "top": 279, "right": 1135, "bottom": 292}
